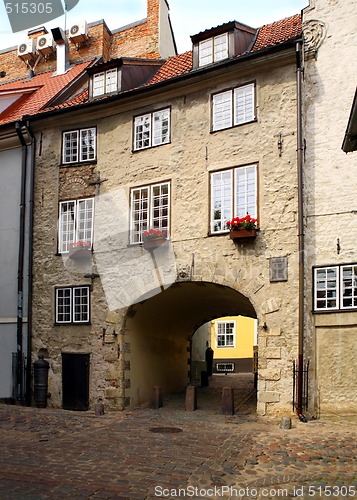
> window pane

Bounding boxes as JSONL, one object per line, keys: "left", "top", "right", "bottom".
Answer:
{"left": 105, "top": 68, "right": 118, "bottom": 93}
{"left": 235, "top": 165, "right": 257, "bottom": 218}
{"left": 199, "top": 38, "right": 213, "bottom": 66}
{"left": 216, "top": 321, "right": 235, "bottom": 347}
{"left": 56, "top": 288, "right": 72, "bottom": 323}
{"left": 63, "top": 131, "right": 78, "bottom": 163}
{"left": 131, "top": 187, "right": 149, "bottom": 243}
{"left": 341, "top": 265, "right": 357, "bottom": 309}
{"left": 234, "top": 83, "right": 254, "bottom": 125}
{"left": 93, "top": 72, "right": 105, "bottom": 97}
{"left": 151, "top": 183, "right": 170, "bottom": 233}
{"left": 314, "top": 267, "right": 339, "bottom": 310}
{"left": 80, "top": 128, "right": 96, "bottom": 161}
{"left": 213, "top": 91, "right": 232, "bottom": 131}
{"left": 152, "top": 109, "right": 170, "bottom": 146}
{"left": 59, "top": 201, "right": 76, "bottom": 253}
{"left": 73, "top": 287, "right": 90, "bottom": 323}
{"left": 76, "top": 198, "right": 94, "bottom": 245}
{"left": 214, "top": 33, "right": 228, "bottom": 62}
{"left": 134, "top": 114, "right": 151, "bottom": 150}
{"left": 210, "top": 171, "right": 232, "bottom": 232}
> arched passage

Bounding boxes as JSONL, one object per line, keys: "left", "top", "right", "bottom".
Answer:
{"left": 124, "top": 281, "right": 257, "bottom": 407}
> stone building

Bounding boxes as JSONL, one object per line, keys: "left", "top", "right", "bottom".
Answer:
{"left": 28, "top": 12, "right": 303, "bottom": 415}
{"left": 302, "top": 0, "right": 357, "bottom": 415}
{"left": 3, "top": 0, "right": 355, "bottom": 417}
{"left": 0, "top": 0, "right": 175, "bottom": 403}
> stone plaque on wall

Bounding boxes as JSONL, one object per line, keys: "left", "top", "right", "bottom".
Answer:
{"left": 269, "top": 257, "right": 288, "bottom": 282}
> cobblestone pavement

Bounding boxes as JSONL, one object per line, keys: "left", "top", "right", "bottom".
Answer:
{"left": 0, "top": 375, "right": 356, "bottom": 500}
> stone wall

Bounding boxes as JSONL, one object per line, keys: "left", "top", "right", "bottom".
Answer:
{"left": 31, "top": 49, "right": 301, "bottom": 415}
{"left": 303, "top": 0, "right": 357, "bottom": 415}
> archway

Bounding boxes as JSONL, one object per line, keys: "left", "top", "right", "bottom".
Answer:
{"left": 124, "top": 281, "right": 257, "bottom": 408}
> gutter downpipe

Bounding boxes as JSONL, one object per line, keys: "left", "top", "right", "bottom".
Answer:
{"left": 296, "top": 41, "right": 305, "bottom": 416}
{"left": 15, "top": 122, "right": 27, "bottom": 404}
{"left": 25, "top": 120, "right": 35, "bottom": 406}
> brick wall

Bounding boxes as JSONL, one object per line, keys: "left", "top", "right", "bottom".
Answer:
{"left": 0, "top": 0, "right": 161, "bottom": 84}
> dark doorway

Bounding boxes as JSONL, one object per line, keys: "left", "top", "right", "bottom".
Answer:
{"left": 62, "top": 353, "right": 90, "bottom": 411}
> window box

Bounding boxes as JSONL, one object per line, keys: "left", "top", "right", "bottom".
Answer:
{"left": 229, "top": 228, "right": 257, "bottom": 240}
{"left": 68, "top": 241, "right": 92, "bottom": 261}
{"left": 143, "top": 237, "right": 167, "bottom": 251}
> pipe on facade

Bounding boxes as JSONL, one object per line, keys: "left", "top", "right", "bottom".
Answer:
{"left": 25, "top": 120, "right": 35, "bottom": 407}
{"left": 15, "top": 122, "right": 27, "bottom": 403}
{"left": 296, "top": 41, "right": 305, "bottom": 415}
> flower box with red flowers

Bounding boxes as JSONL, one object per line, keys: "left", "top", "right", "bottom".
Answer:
{"left": 67, "top": 241, "right": 92, "bottom": 260}
{"left": 226, "top": 215, "right": 258, "bottom": 240}
{"left": 142, "top": 229, "right": 168, "bottom": 250}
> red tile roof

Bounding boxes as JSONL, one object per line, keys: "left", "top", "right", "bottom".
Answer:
{"left": 0, "top": 60, "right": 92, "bottom": 126}
{"left": 252, "top": 14, "right": 302, "bottom": 52}
{"left": 148, "top": 51, "right": 193, "bottom": 85}
{"left": 146, "top": 15, "right": 301, "bottom": 86}
{"left": 0, "top": 14, "right": 301, "bottom": 119}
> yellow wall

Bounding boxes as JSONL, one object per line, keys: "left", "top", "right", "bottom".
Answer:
{"left": 210, "top": 316, "right": 255, "bottom": 360}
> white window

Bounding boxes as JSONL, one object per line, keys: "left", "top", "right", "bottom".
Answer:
{"left": 130, "top": 182, "right": 170, "bottom": 244}
{"left": 210, "top": 164, "right": 257, "bottom": 233}
{"left": 216, "top": 321, "right": 235, "bottom": 348}
{"left": 92, "top": 69, "right": 118, "bottom": 97}
{"left": 55, "top": 286, "right": 90, "bottom": 324}
{"left": 58, "top": 198, "right": 94, "bottom": 254}
{"left": 62, "top": 127, "right": 96, "bottom": 164}
{"left": 314, "top": 264, "right": 357, "bottom": 311}
{"left": 212, "top": 83, "right": 255, "bottom": 131}
{"left": 134, "top": 108, "right": 170, "bottom": 151}
{"left": 199, "top": 33, "right": 228, "bottom": 66}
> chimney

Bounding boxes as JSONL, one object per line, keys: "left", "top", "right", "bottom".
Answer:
{"left": 51, "top": 27, "right": 69, "bottom": 75}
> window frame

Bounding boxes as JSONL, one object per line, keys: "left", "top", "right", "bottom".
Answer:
{"left": 129, "top": 181, "right": 171, "bottom": 244}
{"left": 62, "top": 126, "right": 97, "bottom": 165}
{"left": 198, "top": 32, "right": 229, "bottom": 67}
{"left": 215, "top": 320, "right": 236, "bottom": 348}
{"left": 210, "top": 163, "right": 258, "bottom": 234}
{"left": 55, "top": 285, "right": 91, "bottom": 325}
{"left": 313, "top": 264, "right": 357, "bottom": 312}
{"left": 212, "top": 82, "right": 256, "bottom": 132}
{"left": 58, "top": 197, "right": 95, "bottom": 254}
{"left": 133, "top": 107, "right": 171, "bottom": 152}
{"left": 92, "top": 68, "right": 119, "bottom": 97}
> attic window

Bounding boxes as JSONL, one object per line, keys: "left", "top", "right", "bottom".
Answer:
{"left": 199, "top": 33, "right": 228, "bottom": 66}
{"left": 92, "top": 68, "right": 118, "bottom": 97}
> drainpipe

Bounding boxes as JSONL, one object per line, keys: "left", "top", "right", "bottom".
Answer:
{"left": 296, "top": 41, "right": 304, "bottom": 416}
{"left": 15, "top": 122, "right": 27, "bottom": 403}
{"left": 25, "top": 120, "right": 35, "bottom": 406}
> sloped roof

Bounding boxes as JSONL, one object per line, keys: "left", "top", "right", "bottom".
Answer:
{"left": 252, "top": 14, "right": 302, "bottom": 52}
{"left": 5, "top": 14, "right": 302, "bottom": 119}
{"left": 0, "top": 60, "right": 92, "bottom": 126}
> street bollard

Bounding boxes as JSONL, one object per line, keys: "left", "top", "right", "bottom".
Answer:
{"left": 221, "top": 386, "right": 234, "bottom": 415}
{"left": 151, "top": 385, "right": 163, "bottom": 409}
{"left": 185, "top": 385, "right": 197, "bottom": 411}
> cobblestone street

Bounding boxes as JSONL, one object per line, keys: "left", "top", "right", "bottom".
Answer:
{"left": 0, "top": 375, "right": 356, "bottom": 499}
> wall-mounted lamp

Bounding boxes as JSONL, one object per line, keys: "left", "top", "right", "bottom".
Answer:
{"left": 262, "top": 322, "right": 268, "bottom": 331}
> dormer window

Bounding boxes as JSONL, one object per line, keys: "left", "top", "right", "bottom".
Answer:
{"left": 191, "top": 21, "right": 256, "bottom": 70}
{"left": 199, "top": 33, "right": 228, "bottom": 67}
{"left": 93, "top": 68, "right": 118, "bottom": 97}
